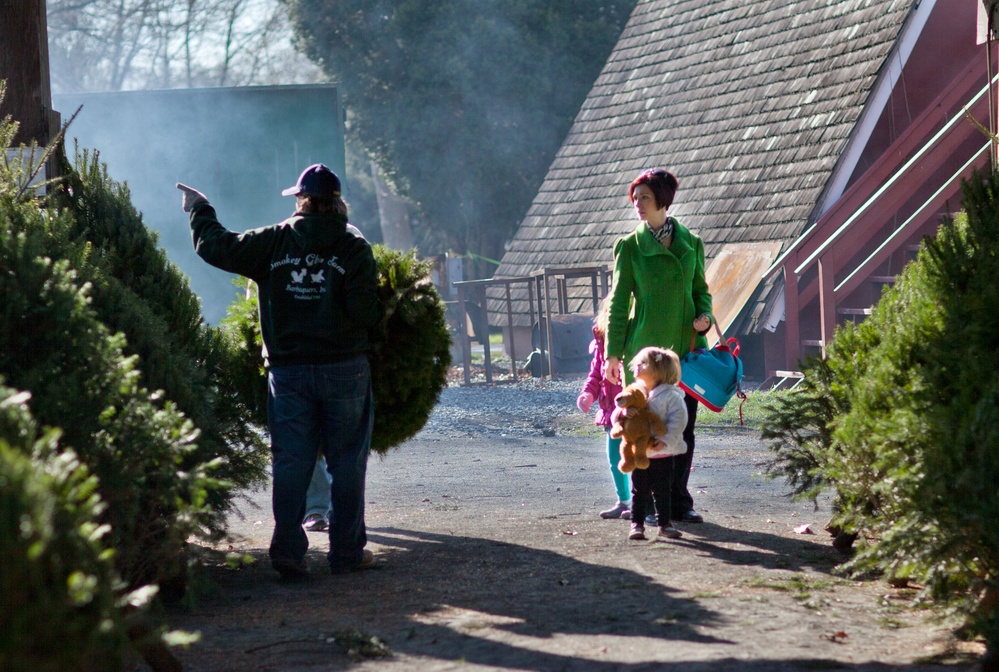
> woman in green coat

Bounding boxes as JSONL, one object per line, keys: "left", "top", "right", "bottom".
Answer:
{"left": 604, "top": 168, "right": 713, "bottom": 525}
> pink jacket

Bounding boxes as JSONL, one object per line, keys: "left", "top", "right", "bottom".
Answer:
{"left": 580, "top": 329, "right": 623, "bottom": 427}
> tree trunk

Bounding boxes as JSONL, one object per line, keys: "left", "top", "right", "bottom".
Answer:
{"left": 0, "top": 0, "right": 56, "bottom": 146}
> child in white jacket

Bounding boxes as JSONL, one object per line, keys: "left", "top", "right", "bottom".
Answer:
{"left": 625, "top": 346, "right": 688, "bottom": 541}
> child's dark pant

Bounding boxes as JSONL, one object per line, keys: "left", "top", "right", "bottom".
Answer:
{"left": 630, "top": 455, "right": 679, "bottom": 527}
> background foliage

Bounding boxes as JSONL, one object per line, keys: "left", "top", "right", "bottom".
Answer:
{"left": 44, "top": 0, "right": 638, "bottom": 275}
{"left": 46, "top": 0, "right": 322, "bottom": 91}
{"left": 285, "top": 0, "right": 637, "bottom": 275}
{"left": 759, "top": 170, "right": 999, "bottom": 659}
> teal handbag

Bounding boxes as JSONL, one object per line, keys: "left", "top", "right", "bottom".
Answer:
{"left": 679, "top": 323, "right": 746, "bottom": 417}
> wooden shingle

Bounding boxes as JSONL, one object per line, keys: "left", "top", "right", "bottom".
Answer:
{"left": 492, "top": 0, "right": 915, "bottom": 329}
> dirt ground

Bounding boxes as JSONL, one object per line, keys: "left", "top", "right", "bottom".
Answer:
{"left": 151, "top": 408, "right": 985, "bottom": 672}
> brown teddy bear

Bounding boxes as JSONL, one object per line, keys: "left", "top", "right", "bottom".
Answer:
{"left": 609, "top": 383, "right": 668, "bottom": 473}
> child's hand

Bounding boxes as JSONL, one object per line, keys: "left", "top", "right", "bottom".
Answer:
{"left": 576, "top": 392, "right": 595, "bottom": 414}
{"left": 648, "top": 439, "right": 666, "bottom": 455}
{"left": 609, "top": 405, "right": 635, "bottom": 425}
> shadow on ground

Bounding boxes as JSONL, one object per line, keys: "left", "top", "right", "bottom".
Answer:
{"left": 169, "top": 524, "right": 973, "bottom": 672}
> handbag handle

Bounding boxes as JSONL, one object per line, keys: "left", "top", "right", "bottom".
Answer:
{"left": 687, "top": 317, "right": 731, "bottom": 353}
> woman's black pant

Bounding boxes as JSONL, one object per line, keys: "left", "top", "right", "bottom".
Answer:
{"left": 671, "top": 393, "right": 698, "bottom": 517}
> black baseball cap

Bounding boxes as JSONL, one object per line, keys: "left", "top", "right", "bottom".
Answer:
{"left": 282, "top": 163, "right": 341, "bottom": 197}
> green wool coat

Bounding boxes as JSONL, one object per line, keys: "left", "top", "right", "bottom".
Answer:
{"left": 605, "top": 217, "right": 713, "bottom": 384}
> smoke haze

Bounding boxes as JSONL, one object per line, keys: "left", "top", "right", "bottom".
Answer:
{"left": 53, "top": 85, "right": 346, "bottom": 323}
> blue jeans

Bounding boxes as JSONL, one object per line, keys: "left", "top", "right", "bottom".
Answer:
{"left": 267, "top": 357, "right": 373, "bottom": 571}
{"left": 306, "top": 456, "right": 332, "bottom": 519}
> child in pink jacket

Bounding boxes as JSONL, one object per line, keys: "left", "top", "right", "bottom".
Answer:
{"left": 577, "top": 297, "right": 630, "bottom": 519}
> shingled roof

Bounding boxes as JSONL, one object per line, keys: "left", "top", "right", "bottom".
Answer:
{"left": 494, "top": 0, "right": 917, "bottom": 329}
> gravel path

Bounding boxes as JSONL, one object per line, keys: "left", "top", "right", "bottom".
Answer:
{"left": 423, "top": 379, "right": 582, "bottom": 437}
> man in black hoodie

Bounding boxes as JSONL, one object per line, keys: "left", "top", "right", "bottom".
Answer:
{"left": 179, "top": 164, "right": 381, "bottom": 576}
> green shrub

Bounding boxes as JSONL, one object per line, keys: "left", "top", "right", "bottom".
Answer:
{"left": 218, "top": 245, "right": 451, "bottom": 453}
{"left": 0, "top": 384, "right": 129, "bottom": 672}
{"left": 217, "top": 278, "right": 268, "bottom": 428}
{"left": 761, "top": 318, "right": 894, "bottom": 525}
{"left": 368, "top": 245, "right": 452, "bottom": 452}
{"left": 0, "top": 119, "right": 269, "bottom": 587}
{"left": 759, "top": 355, "right": 845, "bottom": 501}
{"left": 0, "top": 151, "right": 214, "bottom": 591}
{"left": 759, "top": 169, "right": 999, "bottom": 658}
{"left": 60, "top": 150, "right": 269, "bottom": 522}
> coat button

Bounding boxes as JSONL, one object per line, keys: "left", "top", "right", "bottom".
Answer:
{"left": 674, "top": 273, "right": 682, "bottom": 281}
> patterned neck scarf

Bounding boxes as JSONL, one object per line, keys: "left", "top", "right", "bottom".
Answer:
{"left": 647, "top": 217, "right": 674, "bottom": 246}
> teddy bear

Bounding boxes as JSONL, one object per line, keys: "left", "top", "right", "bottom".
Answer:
{"left": 609, "top": 383, "right": 668, "bottom": 473}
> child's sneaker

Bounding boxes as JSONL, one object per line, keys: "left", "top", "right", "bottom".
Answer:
{"left": 628, "top": 523, "right": 646, "bottom": 540}
{"left": 657, "top": 526, "right": 682, "bottom": 540}
{"left": 303, "top": 512, "right": 327, "bottom": 532}
{"left": 600, "top": 501, "right": 631, "bottom": 519}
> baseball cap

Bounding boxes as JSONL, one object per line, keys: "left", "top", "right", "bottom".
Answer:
{"left": 282, "top": 163, "right": 342, "bottom": 197}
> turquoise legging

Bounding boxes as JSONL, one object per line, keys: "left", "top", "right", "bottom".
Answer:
{"left": 605, "top": 429, "right": 631, "bottom": 502}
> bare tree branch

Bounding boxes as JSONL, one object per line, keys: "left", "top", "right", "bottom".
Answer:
{"left": 48, "top": 0, "right": 320, "bottom": 92}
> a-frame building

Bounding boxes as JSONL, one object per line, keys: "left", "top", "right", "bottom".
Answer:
{"left": 493, "top": 0, "right": 992, "bottom": 379}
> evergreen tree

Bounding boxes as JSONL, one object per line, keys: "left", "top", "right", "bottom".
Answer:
{"left": 760, "top": 169, "right": 999, "bottom": 663}
{"left": 368, "top": 245, "right": 452, "bottom": 452}
{"left": 1, "top": 109, "right": 217, "bottom": 591}
{"left": 60, "top": 151, "right": 270, "bottom": 520}
{"left": 285, "top": 0, "right": 637, "bottom": 274}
